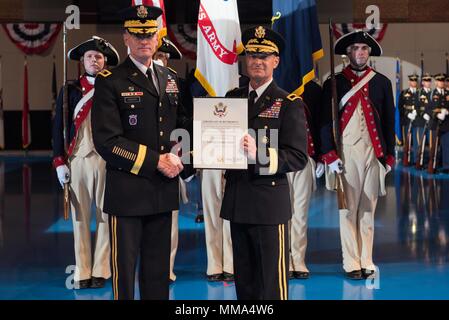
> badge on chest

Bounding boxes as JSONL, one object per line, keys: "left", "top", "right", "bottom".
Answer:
{"left": 122, "top": 91, "right": 143, "bottom": 104}
{"left": 258, "top": 99, "right": 282, "bottom": 118}
{"left": 129, "top": 114, "right": 138, "bottom": 126}
{"left": 166, "top": 78, "right": 179, "bottom": 94}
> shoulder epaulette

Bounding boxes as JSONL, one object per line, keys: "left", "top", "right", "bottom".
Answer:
{"left": 326, "top": 72, "right": 342, "bottom": 81}
{"left": 98, "top": 69, "right": 112, "bottom": 78}
{"left": 226, "top": 87, "right": 240, "bottom": 95}
{"left": 167, "top": 66, "right": 177, "bottom": 74}
{"left": 287, "top": 93, "right": 301, "bottom": 101}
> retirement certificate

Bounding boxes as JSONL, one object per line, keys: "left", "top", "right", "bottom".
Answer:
{"left": 193, "top": 98, "right": 247, "bottom": 169}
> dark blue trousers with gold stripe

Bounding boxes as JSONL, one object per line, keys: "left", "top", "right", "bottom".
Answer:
{"left": 230, "top": 222, "right": 289, "bottom": 300}
{"left": 109, "top": 212, "right": 172, "bottom": 300}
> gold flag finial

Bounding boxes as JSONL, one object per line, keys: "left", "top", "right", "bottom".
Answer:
{"left": 271, "top": 11, "right": 281, "bottom": 27}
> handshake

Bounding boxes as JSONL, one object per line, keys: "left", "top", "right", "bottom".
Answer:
{"left": 157, "top": 153, "right": 184, "bottom": 178}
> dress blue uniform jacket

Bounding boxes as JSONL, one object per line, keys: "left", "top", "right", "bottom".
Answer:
{"left": 220, "top": 81, "right": 308, "bottom": 225}
{"left": 91, "top": 56, "right": 192, "bottom": 217}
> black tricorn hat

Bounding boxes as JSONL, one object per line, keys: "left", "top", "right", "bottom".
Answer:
{"left": 120, "top": 5, "right": 163, "bottom": 36}
{"left": 242, "top": 26, "right": 285, "bottom": 55}
{"left": 67, "top": 36, "right": 120, "bottom": 66}
{"left": 157, "top": 37, "right": 182, "bottom": 60}
{"left": 334, "top": 30, "right": 382, "bottom": 56}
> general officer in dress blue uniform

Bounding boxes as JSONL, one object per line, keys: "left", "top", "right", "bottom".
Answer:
{"left": 91, "top": 5, "right": 192, "bottom": 300}
{"left": 220, "top": 26, "right": 308, "bottom": 300}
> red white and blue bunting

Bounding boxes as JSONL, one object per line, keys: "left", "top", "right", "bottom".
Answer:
{"left": 2, "top": 23, "right": 61, "bottom": 55}
{"left": 332, "top": 23, "right": 388, "bottom": 42}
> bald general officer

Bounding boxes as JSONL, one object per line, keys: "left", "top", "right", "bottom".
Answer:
{"left": 221, "top": 26, "right": 308, "bottom": 300}
{"left": 91, "top": 5, "right": 191, "bottom": 300}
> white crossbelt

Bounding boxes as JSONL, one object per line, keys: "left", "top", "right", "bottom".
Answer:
{"left": 339, "top": 70, "right": 376, "bottom": 110}
{"left": 73, "top": 88, "right": 95, "bottom": 120}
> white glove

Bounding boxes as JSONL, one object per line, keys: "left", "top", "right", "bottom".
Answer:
{"left": 153, "top": 59, "right": 164, "bottom": 67}
{"left": 437, "top": 112, "right": 446, "bottom": 121}
{"left": 423, "top": 113, "right": 431, "bottom": 121}
{"left": 386, "top": 164, "right": 392, "bottom": 174}
{"left": 315, "top": 162, "right": 325, "bottom": 178}
{"left": 56, "top": 165, "right": 70, "bottom": 188}
{"left": 407, "top": 110, "right": 417, "bottom": 121}
{"left": 328, "top": 158, "right": 343, "bottom": 174}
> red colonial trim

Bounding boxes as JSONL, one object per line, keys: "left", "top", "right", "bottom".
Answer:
{"left": 341, "top": 66, "right": 385, "bottom": 159}
{"left": 386, "top": 155, "right": 395, "bottom": 168}
{"left": 322, "top": 150, "right": 338, "bottom": 165}
{"left": 306, "top": 122, "right": 315, "bottom": 157}
{"left": 67, "top": 75, "right": 94, "bottom": 156}
{"left": 52, "top": 156, "right": 65, "bottom": 168}
{"left": 302, "top": 105, "right": 315, "bottom": 157}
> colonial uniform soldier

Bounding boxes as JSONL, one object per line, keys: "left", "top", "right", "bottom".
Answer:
{"left": 52, "top": 36, "right": 120, "bottom": 289}
{"left": 321, "top": 31, "right": 395, "bottom": 280}
{"left": 221, "top": 26, "right": 308, "bottom": 300}
{"left": 430, "top": 73, "right": 449, "bottom": 172}
{"left": 153, "top": 37, "right": 182, "bottom": 68}
{"left": 398, "top": 74, "right": 419, "bottom": 164}
{"left": 91, "top": 5, "right": 192, "bottom": 300}
{"left": 287, "top": 80, "right": 324, "bottom": 280}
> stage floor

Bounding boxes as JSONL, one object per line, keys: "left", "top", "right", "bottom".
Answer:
{"left": 0, "top": 157, "right": 448, "bottom": 300}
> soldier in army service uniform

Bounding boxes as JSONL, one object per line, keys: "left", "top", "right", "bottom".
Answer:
{"left": 415, "top": 73, "right": 433, "bottom": 167}
{"left": 91, "top": 5, "right": 192, "bottom": 300}
{"left": 430, "top": 74, "right": 449, "bottom": 172}
{"left": 398, "top": 74, "right": 420, "bottom": 164}
{"left": 220, "top": 26, "right": 308, "bottom": 300}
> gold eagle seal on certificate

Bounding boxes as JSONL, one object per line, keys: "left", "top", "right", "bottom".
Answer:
{"left": 213, "top": 102, "right": 228, "bottom": 118}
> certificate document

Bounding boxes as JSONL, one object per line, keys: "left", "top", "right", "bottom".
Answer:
{"left": 193, "top": 97, "right": 248, "bottom": 169}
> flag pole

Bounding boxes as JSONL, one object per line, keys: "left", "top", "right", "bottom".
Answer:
{"left": 22, "top": 55, "right": 30, "bottom": 156}
{"left": 0, "top": 55, "right": 4, "bottom": 150}
{"left": 329, "top": 19, "right": 347, "bottom": 210}
{"left": 62, "top": 23, "right": 70, "bottom": 221}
